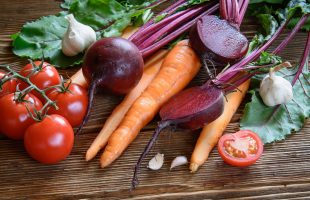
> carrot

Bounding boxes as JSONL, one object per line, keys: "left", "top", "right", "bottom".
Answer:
{"left": 85, "top": 50, "right": 168, "bottom": 161}
{"left": 189, "top": 80, "right": 250, "bottom": 172}
{"left": 100, "top": 40, "right": 201, "bottom": 168}
{"left": 70, "top": 26, "right": 139, "bottom": 87}
{"left": 70, "top": 69, "right": 88, "bottom": 88}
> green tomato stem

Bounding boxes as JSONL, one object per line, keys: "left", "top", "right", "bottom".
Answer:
{"left": 0, "top": 64, "right": 58, "bottom": 112}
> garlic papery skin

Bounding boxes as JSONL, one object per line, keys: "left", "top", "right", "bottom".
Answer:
{"left": 170, "top": 156, "right": 188, "bottom": 170}
{"left": 62, "top": 14, "right": 96, "bottom": 56}
{"left": 259, "top": 68, "right": 293, "bottom": 107}
{"left": 148, "top": 153, "right": 164, "bottom": 170}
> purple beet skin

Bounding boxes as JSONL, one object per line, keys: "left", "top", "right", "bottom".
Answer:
{"left": 160, "top": 83, "right": 224, "bottom": 129}
{"left": 190, "top": 15, "right": 248, "bottom": 64}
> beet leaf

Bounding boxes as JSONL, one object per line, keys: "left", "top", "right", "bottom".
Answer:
{"left": 11, "top": 0, "right": 160, "bottom": 67}
{"left": 240, "top": 33, "right": 310, "bottom": 144}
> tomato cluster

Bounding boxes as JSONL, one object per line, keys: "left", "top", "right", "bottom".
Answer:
{"left": 0, "top": 61, "right": 88, "bottom": 164}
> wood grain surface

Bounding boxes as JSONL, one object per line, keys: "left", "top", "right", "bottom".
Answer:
{"left": 0, "top": 1, "right": 309, "bottom": 199}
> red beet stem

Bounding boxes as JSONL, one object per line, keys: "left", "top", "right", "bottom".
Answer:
{"left": 273, "top": 14, "right": 309, "bottom": 55}
{"left": 141, "top": 3, "right": 219, "bottom": 58}
{"left": 128, "top": 0, "right": 187, "bottom": 41}
{"left": 238, "top": 0, "right": 249, "bottom": 26}
{"left": 138, "top": 6, "right": 207, "bottom": 49}
{"left": 131, "top": 9, "right": 189, "bottom": 47}
{"left": 220, "top": 0, "right": 243, "bottom": 25}
{"left": 131, "top": 120, "right": 171, "bottom": 190}
{"left": 292, "top": 32, "right": 310, "bottom": 86}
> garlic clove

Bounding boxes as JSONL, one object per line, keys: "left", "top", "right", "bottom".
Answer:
{"left": 170, "top": 156, "right": 188, "bottom": 170}
{"left": 148, "top": 153, "right": 164, "bottom": 170}
{"left": 62, "top": 14, "right": 96, "bottom": 57}
{"left": 259, "top": 69, "right": 293, "bottom": 107}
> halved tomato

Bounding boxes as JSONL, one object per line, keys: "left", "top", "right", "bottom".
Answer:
{"left": 218, "top": 130, "right": 263, "bottom": 167}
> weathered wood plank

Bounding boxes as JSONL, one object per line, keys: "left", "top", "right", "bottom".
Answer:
{"left": 0, "top": 0, "right": 309, "bottom": 199}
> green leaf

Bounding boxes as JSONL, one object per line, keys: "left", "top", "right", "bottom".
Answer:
{"left": 177, "top": 0, "right": 210, "bottom": 11}
{"left": 256, "top": 14, "right": 279, "bottom": 40}
{"left": 280, "top": 0, "right": 310, "bottom": 30}
{"left": 284, "top": 0, "right": 310, "bottom": 19}
{"left": 12, "top": 0, "right": 156, "bottom": 68}
{"left": 248, "top": 0, "right": 310, "bottom": 32}
{"left": 12, "top": 14, "right": 83, "bottom": 67}
{"left": 287, "top": 17, "right": 310, "bottom": 31}
{"left": 117, "top": 0, "right": 155, "bottom": 6}
{"left": 132, "top": 8, "right": 154, "bottom": 26}
{"left": 240, "top": 64, "right": 310, "bottom": 144}
{"left": 101, "top": 16, "right": 132, "bottom": 37}
{"left": 61, "top": 0, "right": 74, "bottom": 9}
{"left": 69, "top": 0, "right": 126, "bottom": 30}
{"left": 252, "top": 51, "right": 282, "bottom": 66}
{"left": 154, "top": 13, "right": 168, "bottom": 23}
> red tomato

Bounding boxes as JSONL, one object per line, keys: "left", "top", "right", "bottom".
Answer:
{"left": 24, "top": 114, "right": 74, "bottom": 164}
{"left": 47, "top": 83, "right": 88, "bottom": 127}
{"left": 19, "top": 61, "right": 61, "bottom": 102}
{"left": 0, "top": 93, "right": 43, "bottom": 140}
{"left": 218, "top": 130, "right": 263, "bottom": 167}
{"left": 0, "top": 71, "right": 17, "bottom": 98}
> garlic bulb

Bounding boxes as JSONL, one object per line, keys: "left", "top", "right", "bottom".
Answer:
{"left": 148, "top": 153, "right": 164, "bottom": 170}
{"left": 170, "top": 156, "right": 188, "bottom": 170}
{"left": 62, "top": 14, "right": 96, "bottom": 56}
{"left": 259, "top": 68, "right": 293, "bottom": 106}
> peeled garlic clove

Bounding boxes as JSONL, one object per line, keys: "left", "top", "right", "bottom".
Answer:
{"left": 62, "top": 14, "right": 96, "bottom": 56}
{"left": 170, "top": 156, "right": 188, "bottom": 170}
{"left": 259, "top": 69, "right": 293, "bottom": 107}
{"left": 148, "top": 153, "right": 164, "bottom": 170}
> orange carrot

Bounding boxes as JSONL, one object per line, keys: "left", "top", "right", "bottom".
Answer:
{"left": 100, "top": 40, "right": 201, "bottom": 168}
{"left": 190, "top": 80, "right": 250, "bottom": 172}
{"left": 70, "top": 69, "right": 88, "bottom": 88}
{"left": 70, "top": 26, "right": 139, "bottom": 87}
{"left": 85, "top": 50, "right": 168, "bottom": 161}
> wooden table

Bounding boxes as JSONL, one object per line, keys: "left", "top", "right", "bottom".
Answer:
{"left": 0, "top": 1, "right": 309, "bottom": 199}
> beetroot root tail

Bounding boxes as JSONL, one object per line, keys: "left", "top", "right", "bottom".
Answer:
{"left": 131, "top": 120, "right": 170, "bottom": 190}
{"left": 76, "top": 81, "right": 97, "bottom": 135}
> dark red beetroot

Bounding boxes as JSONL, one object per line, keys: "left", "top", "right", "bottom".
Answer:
{"left": 83, "top": 37, "right": 144, "bottom": 95}
{"left": 190, "top": 15, "right": 248, "bottom": 64}
{"left": 132, "top": 83, "right": 224, "bottom": 189}
{"left": 77, "top": 37, "right": 144, "bottom": 134}
{"left": 160, "top": 84, "right": 224, "bottom": 129}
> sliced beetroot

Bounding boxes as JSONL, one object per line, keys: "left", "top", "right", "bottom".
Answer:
{"left": 132, "top": 84, "right": 224, "bottom": 189}
{"left": 189, "top": 15, "right": 248, "bottom": 64}
{"left": 160, "top": 84, "right": 224, "bottom": 129}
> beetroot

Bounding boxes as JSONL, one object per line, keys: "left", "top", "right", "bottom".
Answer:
{"left": 132, "top": 83, "right": 224, "bottom": 189}
{"left": 77, "top": 37, "right": 144, "bottom": 134}
{"left": 160, "top": 84, "right": 224, "bottom": 129}
{"left": 190, "top": 15, "right": 248, "bottom": 64}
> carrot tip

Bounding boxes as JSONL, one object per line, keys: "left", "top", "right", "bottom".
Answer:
{"left": 100, "top": 163, "right": 107, "bottom": 168}
{"left": 85, "top": 152, "right": 92, "bottom": 162}
{"left": 189, "top": 163, "right": 199, "bottom": 173}
{"left": 100, "top": 158, "right": 110, "bottom": 168}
